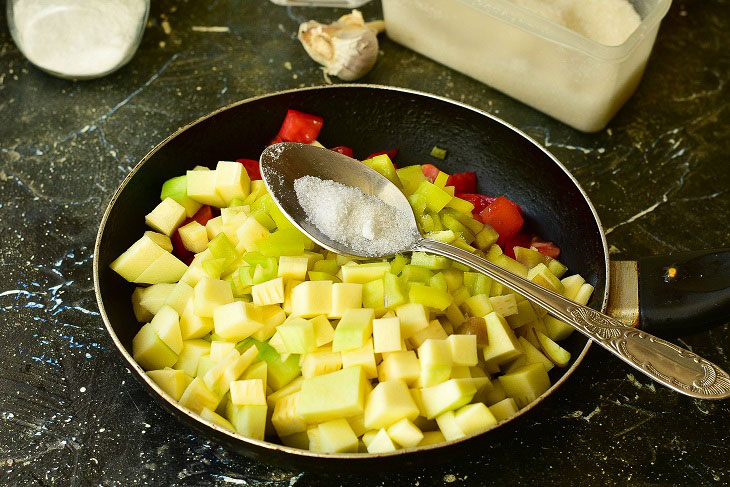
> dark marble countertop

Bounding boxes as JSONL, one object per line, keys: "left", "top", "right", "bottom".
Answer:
{"left": 1, "top": 1, "right": 729, "bottom": 485}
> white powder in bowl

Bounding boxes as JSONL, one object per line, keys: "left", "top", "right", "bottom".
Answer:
{"left": 512, "top": 0, "right": 642, "bottom": 46}
{"left": 294, "top": 175, "right": 416, "bottom": 257}
{"left": 12, "top": 0, "right": 148, "bottom": 78}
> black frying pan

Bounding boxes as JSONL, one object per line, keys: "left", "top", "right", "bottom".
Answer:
{"left": 93, "top": 85, "right": 730, "bottom": 472}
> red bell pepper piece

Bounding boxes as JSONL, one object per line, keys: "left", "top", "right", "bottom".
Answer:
{"left": 500, "top": 231, "right": 532, "bottom": 258}
{"left": 446, "top": 172, "right": 477, "bottom": 194}
{"left": 191, "top": 205, "right": 214, "bottom": 226}
{"left": 367, "top": 149, "right": 399, "bottom": 160}
{"left": 330, "top": 146, "right": 354, "bottom": 158}
{"left": 277, "top": 109, "right": 323, "bottom": 144}
{"left": 531, "top": 239, "right": 561, "bottom": 259}
{"left": 421, "top": 164, "right": 442, "bottom": 183}
{"left": 171, "top": 230, "right": 193, "bottom": 261}
{"left": 269, "top": 134, "right": 284, "bottom": 146}
{"left": 455, "top": 193, "right": 495, "bottom": 217}
{"left": 237, "top": 159, "right": 262, "bottom": 181}
{"left": 479, "top": 196, "right": 524, "bottom": 241}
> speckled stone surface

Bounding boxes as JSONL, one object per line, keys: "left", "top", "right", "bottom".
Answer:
{"left": 1, "top": 1, "right": 729, "bottom": 485}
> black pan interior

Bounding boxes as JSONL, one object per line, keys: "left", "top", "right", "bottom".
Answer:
{"left": 95, "top": 85, "right": 607, "bottom": 465}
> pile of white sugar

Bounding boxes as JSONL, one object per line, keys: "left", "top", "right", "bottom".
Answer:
{"left": 294, "top": 176, "right": 415, "bottom": 257}
{"left": 512, "top": 0, "right": 642, "bottom": 46}
{"left": 12, "top": 0, "right": 148, "bottom": 78}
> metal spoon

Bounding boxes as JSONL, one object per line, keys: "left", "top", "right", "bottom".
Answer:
{"left": 260, "top": 142, "right": 730, "bottom": 400}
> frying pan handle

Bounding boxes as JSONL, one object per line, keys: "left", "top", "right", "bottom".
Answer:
{"left": 638, "top": 249, "right": 730, "bottom": 337}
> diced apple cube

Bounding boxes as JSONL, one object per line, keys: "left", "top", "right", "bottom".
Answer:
{"left": 482, "top": 312, "right": 522, "bottom": 367}
{"left": 251, "top": 277, "right": 285, "bottom": 306}
{"left": 163, "top": 281, "right": 194, "bottom": 315}
{"left": 536, "top": 331, "right": 571, "bottom": 367}
{"left": 310, "top": 315, "right": 335, "bottom": 347}
{"left": 144, "top": 231, "right": 173, "bottom": 252}
{"left": 272, "top": 392, "right": 308, "bottom": 437}
{"left": 372, "top": 317, "right": 402, "bottom": 353}
{"left": 318, "top": 418, "right": 359, "bottom": 453}
{"left": 418, "top": 339, "right": 453, "bottom": 387}
{"left": 110, "top": 234, "right": 169, "bottom": 282}
{"left": 150, "top": 305, "right": 183, "bottom": 354}
{"left": 489, "top": 294, "right": 518, "bottom": 317}
{"left": 408, "top": 320, "right": 447, "bottom": 349}
{"left": 367, "top": 428, "right": 398, "bottom": 453}
{"left": 395, "top": 303, "right": 429, "bottom": 339}
{"left": 364, "top": 380, "right": 419, "bottom": 430}
{"left": 135, "top": 251, "right": 189, "bottom": 284}
{"left": 186, "top": 169, "right": 226, "bottom": 207}
{"left": 210, "top": 341, "right": 236, "bottom": 362}
{"left": 251, "top": 305, "right": 287, "bottom": 342}
{"left": 488, "top": 397, "right": 519, "bottom": 422}
{"left": 386, "top": 418, "right": 424, "bottom": 448}
{"left": 527, "top": 263, "right": 565, "bottom": 294}
{"left": 377, "top": 351, "right": 420, "bottom": 385}
{"left": 341, "top": 339, "right": 377, "bottom": 379}
{"left": 543, "top": 315, "right": 574, "bottom": 341}
{"left": 215, "top": 160, "right": 251, "bottom": 204}
{"left": 420, "top": 379, "right": 477, "bottom": 419}
{"left": 418, "top": 430, "right": 446, "bottom": 446}
{"left": 235, "top": 216, "right": 270, "bottom": 253}
{"left": 194, "top": 277, "right": 234, "bottom": 317}
{"left": 230, "top": 379, "right": 266, "bottom": 406}
{"left": 498, "top": 363, "right": 551, "bottom": 408}
{"left": 277, "top": 317, "right": 316, "bottom": 354}
{"left": 145, "top": 197, "right": 187, "bottom": 236}
{"left": 213, "top": 301, "right": 264, "bottom": 342}
{"left": 454, "top": 402, "right": 497, "bottom": 436}
{"left": 134, "top": 283, "right": 176, "bottom": 319}
{"left": 329, "top": 283, "right": 363, "bottom": 319}
{"left": 173, "top": 339, "right": 211, "bottom": 377}
{"left": 179, "top": 298, "right": 214, "bottom": 339}
{"left": 341, "top": 262, "right": 391, "bottom": 284}
{"left": 278, "top": 255, "right": 309, "bottom": 281}
{"left": 226, "top": 402, "right": 267, "bottom": 440}
{"left": 435, "top": 410, "right": 465, "bottom": 441}
{"left": 462, "top": 294, "right": 493, "bottom": 317}
{"left": 179, "top": 377, "right": 220, "bottom": 413}
{"left": 146, "top": 368, "right": 192, "bottom": 401}
{"left": 561, "top": 274, "right": 585, "bottom": 300}
{"left": 178, "top": 221, "right": 209, "bottom": 253}
{"left": 297, "top": 366, "right": 368, "bottom": 423}
{"left": 447, "top": 334, "right": 478, "bottom": 367}
{"left": 200, "top": 407, "right": 236, "bottom": 432}
{"left": 132, "top": 323, "right": 178, "bottom": 370}
{"left": 291, "top": 280, "right": 332, "bottom": 318}
{"left": 301, "top": 350, "right": 342, "bottom": 378}
{"left": 505, "top": 300, "right": 538, "bottom": 329}
{"left": 331, "top": 308, "right": 374, "bottom": 352}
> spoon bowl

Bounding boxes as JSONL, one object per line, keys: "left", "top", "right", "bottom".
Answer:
{"left": 260, "top": 142, "right": 730, "bottom": 401}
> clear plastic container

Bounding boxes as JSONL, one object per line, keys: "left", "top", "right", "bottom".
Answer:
{"left": 382, "top": 0, "right": 672, "bottom": 132}
{"left": 7, "top": 0, "right": 150, "bottom": 80}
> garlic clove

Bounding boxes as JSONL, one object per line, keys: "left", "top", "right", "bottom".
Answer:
{"left": 298, "top": 10, "right": 383, "bottom": 81}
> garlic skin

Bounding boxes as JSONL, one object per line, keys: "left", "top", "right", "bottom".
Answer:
{"left": 299, "top": 10, "right": 384, "bottom": 81}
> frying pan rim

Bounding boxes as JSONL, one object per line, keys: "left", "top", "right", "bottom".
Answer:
{"left": 93, "top": 83, "right": 610, "bottom": 460}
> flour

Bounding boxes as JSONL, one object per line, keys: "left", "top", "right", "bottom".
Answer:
{"left": 11, "top": 0, "right": 148, "bottom": 78}
{"left": 293, "top": 176, "right": 416, "bottom": 257}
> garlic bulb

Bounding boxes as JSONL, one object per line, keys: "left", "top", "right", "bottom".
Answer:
{"left": 298, "top": 10, "right": 385, "bottom": 81}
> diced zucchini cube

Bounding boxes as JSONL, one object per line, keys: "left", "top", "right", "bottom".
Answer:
{"left": 331, "top": 308, "right": 374, "bottom": 352}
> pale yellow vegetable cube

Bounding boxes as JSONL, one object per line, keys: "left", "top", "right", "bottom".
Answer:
{"left": 418, "top": 430, "right": 446, "bottom": 446}
{"left": 143, "top": 231, "right": 173, "bottom": 252}
{"left": 447, "top": 334, "right": 478, "bottom": 367}
{"left": 435, "top": 410, "right": 465, "bottom": 441}
{"left": 363, "top": 380, "right": 419, "bottom": 430}
{"left": 489, "top": 294, "right": 518, "bottom": 317}
{"left": 272, "top": 392, "right": 308, "bottom": 437}
{"left": 408, "top": 319, "right": 447, "bottom": 349}
{"left": 200, "top": 407, "right": 236, "bottom": 432}
{"left": 372, "top": 317, "right": 402, "bottom": 353}
{"left": 280, "top": 431, "right": 310, "bottom": 450}
{"left": 488, "top": 397, "right": 519, "bottom": 421}
{"left": 173, "top": 339, "right": 211, "bottom": 377}
{"left": 235, "top": 216, "right": 269, "bottom": 253}
{"left": 453, "top": 402, "right": 497, "bottom": 436}
{"left": 146, "top": 368, "right": 192, "bottom": 401}
{"left": 291, "top": 280, "right": 332, "bottom": 318}
{"left": 194, "top": 277, "right": 234, "bottom": 317}
{"left": 341, "top": 262, "right": 390, "bottom": 284}
{"left": 179, "top": 377, "right": 220, "bottom": 413}
{"left": 420, "top": 379, "right": 477, "bottom": 419}
{"left": 178, "top": 221, "right": 209, "bottom": 253}
{"left": 418, "top": 338, "right": 453, "bottom": 387}
{"left": 251, "top": 305, "right": 287, "bottom": 341}
{"left": 367, "top": 428, "right": 398, "bottom": 453}
{"left": 226, "top": 402, "right": 267, "bottom": 440}
{"left": 307, "top": 426, "right": 322, "bottom": 452}
{"left": 346, "top": 414, "right": 367, "bottom": 437}
{"left": 331, "top": 308, "right": 374, "bottom": 352}
{"left": 341, "top": 339, "right": 377, "bottom": 379}
{"left": 575, "top": 283, "right": 595, "bottom": 305}
{"left": 187, "top": 169, "right": 226, "bottom": 207}
{"left": 498, "top": 363, "right": 551, "bottom": 408}
{"left": 145, "top": 197, "right": 187, "bottom": 236}
{"left": 396, "top": 303, "right": 429, "bottom": 338}
{"left": 310, "top": 315, "right": 335, "bottom": 347}
{"left": 134, "top": 283, "right": 176, "bottom": 319}
{"left": 251, "top": 277, "right": 285, "bottom": 306}
{"left": 277, "top": 317, "right": 316, "bottom": 354}
{"left": 297, "top": 366, "right": 368, "bottom": 423}
{"left": 450, "top": 366, "right": 472, "bottom": 378}
{"left": 543, "top": 315, "right": 575, "bottom": 341}
{"left": 278, "top": 255, "right": 309, "bottom": 281}
{"left": 377, "top": 351, "right": 420, "bottom": 385}
{"left": 283, "top": 279, "right": 302, "bottom": 314}
{"left": 386, "top": 418, "right": 424, "bottom": 448}
{"left": 301, "top": 350, "right": 342, "bottom": 378}
{"left": 318, "top": 418, "right": 358, "bottom": 453}
{"left": 132, "top": 323, "right": 178, "bottom": 370}
{"left": 213, "top": 301, "right": 264, "bottom": 341}
{"left": 482, "top": 312, "right": 522, "bottom": 367}
{"left": 206, "top": 216, "right": 224, "bottom": 240}
{"left": 329, "top": 283, "right": 363, "bottom": 318}
{"left": 230, "top": 379, "right": 266, "bottom": 406}
{"left": 527, "top": 263, "right": 565, "bottom": 294}
{"left": 179, "top": 298, "right": 214, "bottom": 339}
{"left": 241, "top": 360, "right": 268, "bottom": 393}
{"left": 266, "top": 376, "right": 305, "bottom": 409}
{"left": 163, "top": 281, "right": 194, "bottom": 315}
{"left": 215, "top": 160, "right": 251, "bottom": 204}
{"left": 561, "top": 274, "right": 585, "bottom": 300}
{"left": 110, "top": 234, "right": 168, "bottom": 282}
{"left": 150, "top": 305, "right": 183, "bottom": 354}
{"left": 135, "top": 251, "right": 189, "bottom": 284}
{"left": 210, "top": 341, "right": 236, "bottom": 362}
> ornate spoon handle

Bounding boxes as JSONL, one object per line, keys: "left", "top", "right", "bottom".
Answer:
{"left": 415, "top": 239, "right": 730, "bottom": 400}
